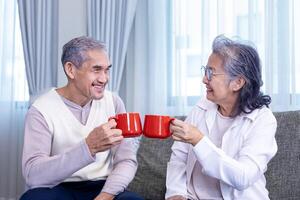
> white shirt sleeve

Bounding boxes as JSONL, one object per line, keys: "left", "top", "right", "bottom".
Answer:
{"left": 101, "top": 93, "right": 140, "bottom": 195}
{"left": 165, "top": 141, "right": 190, "bottom": 199}
{"left": 192, "top": 110, "right": 277, "bottom": 190}
{"left": 22, "top": 107, "right": 95, "bottom": 188}
{"left": 165, "top": 107, "right": 205, "bottom": 199}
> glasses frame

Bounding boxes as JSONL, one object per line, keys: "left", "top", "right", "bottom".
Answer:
{"left": 201, "top": 65, "right": 225, "bottom": 81}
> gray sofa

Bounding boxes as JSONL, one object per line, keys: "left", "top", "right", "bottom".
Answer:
{"left": 128, "top": 111, "right": 300, "bottom": 200}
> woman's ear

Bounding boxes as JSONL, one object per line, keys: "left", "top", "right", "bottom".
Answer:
{"left": 231, "top": 77, "right": 246, "bottom": 91}
{"left": 64, "top": 62, "right": 76, "bottom": 79}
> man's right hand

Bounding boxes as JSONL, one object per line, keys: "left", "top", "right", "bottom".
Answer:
{"left": 86, "top": 119, "right": 123, "bottom": 156}
{"left": 166, "top": 195, "right": 187, "bottom": 200}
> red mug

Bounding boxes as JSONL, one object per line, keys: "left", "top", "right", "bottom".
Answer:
{"left": 143, "top": 115, "right": 175, "bottom": 139}
{"left": 109, "top": 112, "right": 142, "bottom": 137}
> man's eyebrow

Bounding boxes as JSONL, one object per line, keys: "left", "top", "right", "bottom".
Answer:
{"left": 92, "top": 64, "right": 112, "bottom": 69}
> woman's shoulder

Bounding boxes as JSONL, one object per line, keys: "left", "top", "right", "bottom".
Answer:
{"left": 243, "top": 106, "right": 276, "bottom": 124}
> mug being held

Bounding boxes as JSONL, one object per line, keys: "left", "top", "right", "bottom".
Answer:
{"left": 109, "top": 112, "right": 142, "bottom": 138}
{"left": 143, "top": 115, "right": 175, "bottom": 139}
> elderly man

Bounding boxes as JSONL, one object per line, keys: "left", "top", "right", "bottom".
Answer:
{"left": 20, "top": 36, "right": 143, "bottom": 200}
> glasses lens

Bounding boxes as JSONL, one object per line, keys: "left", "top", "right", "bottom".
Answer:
{"left": 201, "top": 66, "right": 206, "bottom": 77}
{"left": 202, "top": 66, "right": 215, "bottom": 81}
{"left": 201, "top": 66, "right": 211, "bottom": 80}
{"left": 205, "top": 67, "right": 212, "bottom": 81}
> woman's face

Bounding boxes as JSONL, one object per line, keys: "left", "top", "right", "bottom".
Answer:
{"left": 202, "top": 53, "right": 239, "bottom": 107}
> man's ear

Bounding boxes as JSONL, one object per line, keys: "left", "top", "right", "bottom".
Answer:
{"left": 231, "top": 76, "right": 246, "bottom": 91}
{"left": 64, "top": 62, "right": 76, "bottom": 79}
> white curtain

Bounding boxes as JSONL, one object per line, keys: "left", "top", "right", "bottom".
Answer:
{"left": 265, "top": 0, "right": 300, "bottom": 111}
{"left": 18, "top": 0, "right": 59, "bottom": 104}
{"left": 123, "top": 0, "right": 175, "bottom": 116}
{"left": 124, "top": 0, "right": 300, "bottom": 116}
{"left": 87, "top": 0, "right": 138, "bottom": 93}
{"left": 0, "top": 0, "right": 28, "bottom": 199}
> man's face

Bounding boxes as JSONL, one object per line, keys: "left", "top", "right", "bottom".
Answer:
{"left": 72, "top": 49, "right": 111, "bottom": 103}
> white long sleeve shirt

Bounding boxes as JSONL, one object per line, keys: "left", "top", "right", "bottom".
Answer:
{"left": 166, "top": 97, "right": 277, "bottom": 200}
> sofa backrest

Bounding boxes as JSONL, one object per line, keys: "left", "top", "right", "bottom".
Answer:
{"left": 266, "top": 111, "right": 300, "bottom": 199}
{"left": 128, "top": 112, "right": 300, "bottom": 200}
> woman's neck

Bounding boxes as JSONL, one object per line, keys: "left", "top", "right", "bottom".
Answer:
{"left": 218, "top": 103, "right": 238, "bottom": 117}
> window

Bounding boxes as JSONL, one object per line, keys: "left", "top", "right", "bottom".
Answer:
{"left": 169, "top": 0, "right": 300, "bottom": 112}
{"left": 0, "top": 0, "right": 28, "bottom": 102}
{"left": 293, "top": 0, "right": 300, "bottom": 96}
{"left": 0, "top": 0, "right": 28, "bottom": 198}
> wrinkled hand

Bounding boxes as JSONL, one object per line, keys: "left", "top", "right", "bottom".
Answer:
{"left": 86, "top": 119, "right": 123, "bottom": 156}
{"left": 170, "top": 119, "right": 204, "bottom": 146}
{"left": 94, "top": 192, "right": 114, "bottom": 200}
{"left": 166, "top": 195, "right": 187, "bottom": 200}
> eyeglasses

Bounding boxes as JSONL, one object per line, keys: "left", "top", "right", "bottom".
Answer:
{"left": 201, "top": 65, "right": 225, "bottom": 81}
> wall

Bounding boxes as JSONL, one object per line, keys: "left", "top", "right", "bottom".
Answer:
{"left": 57, "top": 0, "right": 87, "bottom": 86}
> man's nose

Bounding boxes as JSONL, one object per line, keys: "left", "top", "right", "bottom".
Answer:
{"left": 97, "top": 72, "right": 108, "bottom": 83}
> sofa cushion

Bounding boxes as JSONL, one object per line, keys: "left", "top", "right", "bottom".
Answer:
{"left": 128, "top": 136, "right": 174, "bottom": 200}
{"left": 128, "top": 116, "right": 186, "bottom": 200}
{"left": 266, "top": 111, "right": 300, "bottom": 200}
{"left": 128, "top": 112, "right": 300, "bottom": 200}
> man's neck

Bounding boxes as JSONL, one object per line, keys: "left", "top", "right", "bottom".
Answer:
{"left": 56, "top": 85, "right": 91, "bottom": 107}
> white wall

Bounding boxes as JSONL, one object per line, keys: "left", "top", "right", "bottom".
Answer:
{"left": 57, "top": 0, "right": 87, "bottom": 86}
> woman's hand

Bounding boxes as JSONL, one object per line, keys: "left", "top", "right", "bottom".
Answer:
{"left": 170, "top": 119, "right": 204, "bottom": 146}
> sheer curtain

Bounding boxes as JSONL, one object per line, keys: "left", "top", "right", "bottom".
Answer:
{"left": 170, "top": 0, "right": 300, "bottom": 112}
{"left": 125, "top": 0, "right": 300, "bottom": 116}
{"left": 0, "top": 0, "right": 28, "bottom": 199}
{"left": 265, "top": 0, "right": 300, "bottom": 111}
{"left": 18, "top": 0, "right": 59, "bottom": 104}
{"left": 87, "top": 0, "right": 138, "bottom": 93}
{"left": 123, "top": 0, "right": 173, "bottom": 116}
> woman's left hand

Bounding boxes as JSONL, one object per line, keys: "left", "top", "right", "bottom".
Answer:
{"left": 170, "top": 119, "right": 204, "bottom": 146}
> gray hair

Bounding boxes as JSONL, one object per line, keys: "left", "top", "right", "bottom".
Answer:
{"left": 212, "top": 35, "right": 271, "bottom": 115}
{"left": 61, "top": 36, "right": 107, "bottom": 68}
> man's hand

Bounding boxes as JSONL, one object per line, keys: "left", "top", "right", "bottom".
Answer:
{"left": 94, "top": 192, "right": 115, "bottom": 200}
{"left": 170, "top": 119, "right": 204, "bottom": 146}
{"left": 86, "top": 119, "right": 123, "bottom": 156}
{"left": 166, "top": 195, "right": 187, "bottom": 200}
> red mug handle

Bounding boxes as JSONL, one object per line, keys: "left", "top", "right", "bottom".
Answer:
{"left": 169, "top": 117, "right": 176, "bottom": 135}
{"left": 108, "top": 116, "right": 118, "bottom": 122}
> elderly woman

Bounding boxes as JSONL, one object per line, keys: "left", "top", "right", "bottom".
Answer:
{"left": 166, "top": 35, "right": 277, "bottom": 200}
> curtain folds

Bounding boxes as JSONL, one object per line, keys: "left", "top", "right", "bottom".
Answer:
{"left": 18, "top": 0, "right": 59, "bottom": 103}
{"left": 123, "top": 0, "right": 174, "bottom": 116}
{"left": 125, "top": 0, "right": 300, "bottom": 115}
{"left": 0, "top": 0, "right": 28, "bottom": 199}
{"left": 87, "top": 0, "right": 138, "bottom": 93}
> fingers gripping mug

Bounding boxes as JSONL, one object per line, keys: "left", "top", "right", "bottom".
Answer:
{"left": 143, "top": 115, "right": 175, "bottom": 139}
{"left": 109, "top": 112, "right": 142, "bottom": 137}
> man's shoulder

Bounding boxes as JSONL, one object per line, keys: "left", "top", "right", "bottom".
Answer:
{"left": 111, "top": 92, "right": 123, "bottom": 103}
{"left": 106, "top": 91, "right": 126, "bottom": 114}
{"left": 32, "top": 88, "right": 57, "bottom": 106}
